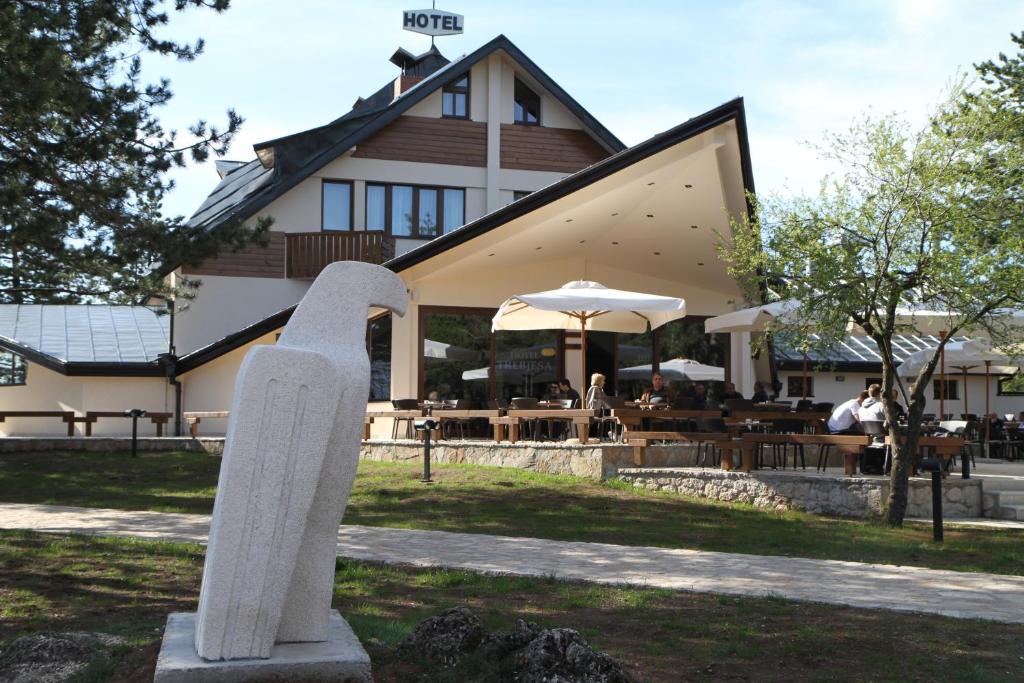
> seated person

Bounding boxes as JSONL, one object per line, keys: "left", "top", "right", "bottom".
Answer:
{"left": 641, "top": 371, "right": 675, "bottom": 404}
{"left": 751, "top": 381, "right": 769, "bottom": 403}
{"left": 558, "top": 378, "right": 581, "bottom": 406}
{"left": 720, "top": 381, "right": 743, "bottom": 401}
{"left": 585, "top": 373, "right": 611, "bottom": 410}
{"left": 858, "top": 384, "right": 885, "bottom": 424}
{"left": 828, "top": 390, "right": 868, "bottom": 434}
{"left": 890, "top": 389, "right": 907, "bottom": 421}
{"left": 691, "top": 382, "right": 708, "bottom": 409}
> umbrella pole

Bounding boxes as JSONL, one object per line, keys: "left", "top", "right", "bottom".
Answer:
{"left": 939, "top": 331, "right": 946, "bottom": 420}
{"left": 962, "top": 366, "right": 968, "bottom": 417}
{"left": 802, "top": 351, "right": 808, "bottom": 401}
{"left": 579, "top": 314, "right": 588, "bottom": 395}
{"left": 985, "top": 360, "right": 991, "bottom": 452}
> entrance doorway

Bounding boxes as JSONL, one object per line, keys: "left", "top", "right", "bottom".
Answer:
{"left": 584, "top": 331, "right": 617, "bottom": 395}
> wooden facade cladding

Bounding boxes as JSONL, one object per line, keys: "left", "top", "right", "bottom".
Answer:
{"left": 182, "top": 231, "right": 286, "bottom": 279}
{"left": 352, "top": 115, "right": 487, "bottom": 167}
{"left": 500, "top": 125, "right": 610, "bottom": 173}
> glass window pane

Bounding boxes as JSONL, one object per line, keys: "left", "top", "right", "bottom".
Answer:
{"left": 366, "top": 185, "right": 386, "bottom": 230}
{"left": 658, "top": 320, "right": 728, "bottom": 403}
{"left": 418, "top": 188, "right": 437, "bottom": 236}
{"left": 391, "top": 185, "right": 413, "bottom": 236}
{"left": 322, "top": 182, "right": 351, "bottom": 231}
{"left": 616, "top": 331, "right": 654, "bottom": 401}
{"left": 443, "top": 189, "right": 464, "bottom": 232}
{"left": 495, "top": 330, "right": 559, "bottom": 403}
{"left": 454, "top": 93, "right": 467, "bottom": 117}
{"left": 423, "top": 311, "right": 490, "bottom": 407}
{"left": 368, "top": 314, "right": 391, "bottom": 401}
{"left": 442, "top": 92, "right": 454, "bottom": 117}
{"left": 13, "top": 354, "right": 25, "bottom": 384}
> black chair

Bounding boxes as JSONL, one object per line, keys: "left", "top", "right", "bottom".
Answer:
{"left": 795, "top": 399, "right": 814, "bottom": 412}
{"left": 696, "top": 417, "right": 727, "bottom": 467}
{"left": 390, "top": 398, "right": 420, "bottom": 439}
{"left": 860, "top": 421, "right": 890, "bottom": 474}
{"left": 724, "top": 398, "right": 754, "bottom": 414}
{"left": 811, "top": 402, "right": 834, "bottom": 414}
{"left": 671, "top": 397, "right": 695, "bottom": 410}
{"left": 441, "top": 399, "right": 473, "bottom": 440}
{"left": 769, "top": 418, "right": 807, "bottom": 469}
{"left": 510, "top": 397, "right": 541, "bottom": 440}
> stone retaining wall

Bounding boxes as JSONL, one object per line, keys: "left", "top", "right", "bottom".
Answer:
{"left": 360, "top": 439, "right": 701, "bottom": 479}
{"left": 619, "top": 468, "right": 983, "bottom": 518}
{"left": 0, "top": 437, "right": 224, "bottom": 455}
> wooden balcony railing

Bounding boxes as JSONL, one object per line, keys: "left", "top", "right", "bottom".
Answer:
{"left": 285, "top": 231, "right": 395, "bottom": 279}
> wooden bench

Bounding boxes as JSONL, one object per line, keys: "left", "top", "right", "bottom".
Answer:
{"left": 184, "top": 411, "right": 230, "bottom": 438}
{"left": 0, "top": 411, "right": 77, "bottom": 437}
{"left": 625, "top": 431, "right": 749, "bottom": 469}
{"left": 611, "top": 409, "right": 725, "bottom": 438}
{"left": 497, "top": 409, "right": 597, "bottom": 444}
{"left": 886, "top": 434, "right": 966, "bottom": 474}
{"left": 80, "top": 411, "right": 173, "bottom": 437}
{"left": 742, "top": 433, "right": 871, "bottom": 476}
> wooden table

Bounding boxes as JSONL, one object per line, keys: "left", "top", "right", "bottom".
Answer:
{"left": 610, "top": 409, "right": 724, "bottom": 438}
{"left": 493, "top": 409, "right": 596, "bottom": 443}
{"left": 625, "top": 431, "right": 751, "bottom": 470}
{"left": 729, "top": 411, "right": 830, "bottom": 434}
{"left": 886, "top": 434, "right": 966, "bottom": 474}
{"left": 82, "top": 411, "right": 173, "bottom": 436}
{"left": 183, "top": 411, "right": 230, "bottom": 438}
{"left": 742, "top": 433, "right": 871, "bottom": 476}
{"left": 0, "top": 411, "right": 77, "bottom": 437}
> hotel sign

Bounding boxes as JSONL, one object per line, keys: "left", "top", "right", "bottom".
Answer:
{"left": 403, "top": 9, "right": 464, "bottom": 37}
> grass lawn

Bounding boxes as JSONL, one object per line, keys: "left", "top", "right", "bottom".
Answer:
{"left": 0, "top": 451, "right": 1021, "bottom": 575}
{"left": 1, "top": 530, "right": 1022, "bottom": 682}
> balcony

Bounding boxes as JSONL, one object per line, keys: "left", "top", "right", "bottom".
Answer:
{"left": 285, "top": 231, "right": 395, "bottom": 279}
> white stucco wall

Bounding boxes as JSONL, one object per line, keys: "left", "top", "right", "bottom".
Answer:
{"left": 0, "top": 362, "right": 169, "bottom": 436}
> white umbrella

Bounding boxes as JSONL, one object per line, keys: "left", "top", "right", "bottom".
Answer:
{"left": 423, "top": 338, "right": 482, "bottom": 361}
{"left": 619, "top": 358, "right": 724, "bottom": 383}
{"left": 492, "top": 280, "right": 687, "bottom": 385}
{"left": 704, "top": 300, "right": 799, "bottom": 334}
{"left": 899, "top": 340, "right": 1022, "bottom": 430}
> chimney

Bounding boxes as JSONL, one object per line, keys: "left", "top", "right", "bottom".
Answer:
{"left": 394, "top": 74, "right": 425, "bottom": 98}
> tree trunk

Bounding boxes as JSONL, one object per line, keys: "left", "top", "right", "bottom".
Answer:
{"left": 879, "top": 347, "right": 923, "bottom": 527}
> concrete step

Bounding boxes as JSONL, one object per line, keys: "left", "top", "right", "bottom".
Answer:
{"left": 991, "top": 504, "right": 1024, "bottom": 521}
{"left": 975, "top": 474, "right": 1024, "bottom": 492}
{"left": 994, "top": 491, "right": 1024, "bottom": 505}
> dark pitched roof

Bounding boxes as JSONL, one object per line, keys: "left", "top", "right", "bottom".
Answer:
{"left": 176, "top": 97, "right": 755, "bottom": 372}
{"left": 0, "top": 305, "right": 169, "bottom": 376}
{"left": 186, "top": 35, "right": 625, "bottom": 233}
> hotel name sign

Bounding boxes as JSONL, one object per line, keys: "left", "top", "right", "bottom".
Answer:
{"left": 403, "top": 9, "right": 464, "bottom": 37}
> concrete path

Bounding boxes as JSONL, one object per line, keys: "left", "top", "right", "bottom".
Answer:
{"left": 2, "top": 503, "right": 1023, "bottom": 624}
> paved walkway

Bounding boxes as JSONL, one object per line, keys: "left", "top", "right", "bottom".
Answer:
{"left": 2, "top": 503, "right": 1023, "bottom": 624}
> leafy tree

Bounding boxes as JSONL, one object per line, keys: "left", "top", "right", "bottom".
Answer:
{"left": 723, "top": 80, "right": 1024, "bottom": 526}
{"left": 0, "top": 0, "right": 268, "bottom": 304}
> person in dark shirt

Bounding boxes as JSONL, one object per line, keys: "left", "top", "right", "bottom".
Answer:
{"left": 641, "top": 371, "right": 675, "bottom": 404}
{"left": 751, "top": 381, "right": 769, "bottom": 403}
{"left": 692, "top": 383, "right": 708, "bottom": 409}
{"left": 557, "top": 378, "right": 581, "bottom": 406}
{"left": 721, "top": 381, "right": 743, "bottom": 401}
{"left": 890, "top": 389, "right": 907, "bottom": 421}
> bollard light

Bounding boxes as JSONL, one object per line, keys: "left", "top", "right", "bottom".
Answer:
{"left": 919, "top": 457, "right": 944, "bottom": 543}
{"left": 413, "top": 418, "right": 439, "bottom": 483}
{"left": 123, "top": 409, "right": 148, "bottom": 458}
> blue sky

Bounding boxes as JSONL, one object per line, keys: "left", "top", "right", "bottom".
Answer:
{"left": 151, "top": 1, "right": 1024, "bottom": 220}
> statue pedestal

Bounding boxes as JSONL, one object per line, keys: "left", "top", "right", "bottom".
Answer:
{"left": 154, "top": 611, "right": 372, "bottom": 682}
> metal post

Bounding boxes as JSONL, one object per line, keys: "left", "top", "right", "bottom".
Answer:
{"left": 931, "top": 470, "right": 943, "bottom": 543}
{"left": 422, "top": 427, "right": 432, "bottom": 483}
{"left": 962, "top": 443, "right": 970, "bottom": 479}
{"left": 131, "top": 413, "right": 139, "bottom": 459}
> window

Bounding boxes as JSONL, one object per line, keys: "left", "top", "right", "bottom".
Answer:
{"left": 442, "top": 73, "right": 469, "bottom": 118}
{"left": 513, "top": 190, "right": 532, "bottom": 202}
{"left": 787, "top": 376, "right": 814, "bottom": 397}
{"left": 932, "top": 379, "right": 959, "bottom": 400}
{"left": 514, "top": 78, "right": 540, "bottom": 125}
{"left": 366, "top": 183, "right": 465, "bottom": 238}
{"left": 321, "top": 181, "right": 352, "bottom": 231}
{"left": 0, "top": 350, "right": 26, "bottom": 386}
{"left": 997, "top": 374, "right": 1024, "bottom": 396}
{"left": 367, "top": 314, "right": 391, "bottom": 401}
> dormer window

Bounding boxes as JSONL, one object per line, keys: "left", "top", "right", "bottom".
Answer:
{"left": 442, "top": 73, "right": 469, "bottom": 118}
{"left": 514, "top": 78, "right": 540, "bottom": 125}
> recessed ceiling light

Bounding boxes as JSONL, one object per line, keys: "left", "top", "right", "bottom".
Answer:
{"left": 565, "top": 218, "right": 573, "bottom": 222}
{"left": 612, "top": 241, "right": 619, "bottom": 245}
{"left": 488, "top": 253, "right": 495, "bottom": 257}
{"left": 647, "top": 182, "right": 655, "bottom": 186}
{"left": 697, "top": 262, "right": 705, "bottom": 266}
{"left": 611, "top": 212, "right": 619, "bottom": 217}
{"left": 535, "top": 246, "right": 543, "bottom": 250}
{"left": 646, "top": 214, "right": 654, "bottom": 218}
{"left": 653, "top": 251, "right": 661, "bottom": 256}
{"left": 579, "top": 240, "right": 586, "bottom": 244}
{"left": 690, "top": 225, "right": 699, "bottom": 229}
{"left": 684, "top": 184, "right": 693, "bottom": 188}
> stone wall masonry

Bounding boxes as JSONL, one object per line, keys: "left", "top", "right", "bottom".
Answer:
{"left": 0, "top": 436, "right": 224, "bottom": 455}
{"left": 619, "top": 468, "right": 983, "bottom": 518}
{"left": 359, "top": 439, "right": 702, "bottom": 479}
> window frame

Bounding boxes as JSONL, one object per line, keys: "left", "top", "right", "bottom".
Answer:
{"left": 0, "top": 350, "right": 27, "bottom": 386}
{"left": 513, "top": 78, "right": 541, "bottom": 126}
{"left": 365, "top": 182, "right": 466, "bottom": 239}
{"left": 441, "top": 72, "right": 470, "bottom": 119}
{"left": 932, "top": 379, "right": 959, "bottom": 400}
{"left": 787, "top": 376, "right": 814, "bottom": 398}
{"left": 320, "top": 179, "right": 354, "bottom": 232}
{"left": 997, "top": 374, "right": 1024, "bottom": 396}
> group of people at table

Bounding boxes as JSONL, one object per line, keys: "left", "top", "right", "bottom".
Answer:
{"left": 571, "top": 371, "right": 764, "bottom": 411}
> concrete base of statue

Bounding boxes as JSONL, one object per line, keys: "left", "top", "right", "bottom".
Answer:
{"left": 154, "top": 611, "right": 372, "bottom": 683}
